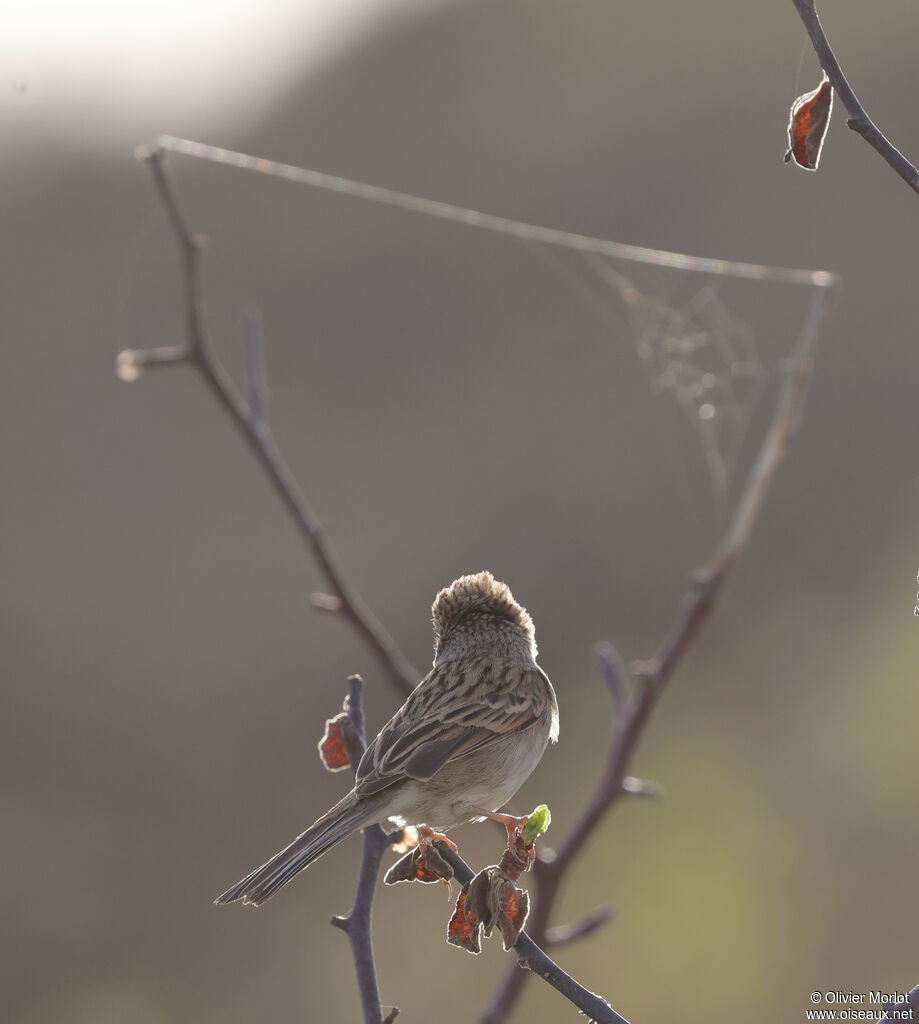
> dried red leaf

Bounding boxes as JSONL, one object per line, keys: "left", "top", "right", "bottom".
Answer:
{"left": 493, "top": 878, "right": 529, "bottom": 950}
{"left": 465, "top": 869, "right": 490, "bottom": 922}
{"left": 446, "top": 865, "right": 531, "bottom": 954}
{"left": 318, "top": 714, "right": 351, "bottom": 772}
{"left": 785, "top": 73, "right": 833, "bottom": 171}
{"left": 447, "top": 886, "right": 481, "bottom": 954}
{"left": 383, "top": 842, "right": 453, "bottom": 886}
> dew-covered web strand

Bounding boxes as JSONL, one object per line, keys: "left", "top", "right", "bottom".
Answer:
{"left": 143, "top": 134, "right": 838, "bottom": 499}
{"left": 574, "top": 252, "right": 768, "bottom": 498}
{"left": 524, "top": 241, "right": 717, "bottom": 561}
{"left": 150, "top": 135, "right": 838, "bottom": 289}
{"left": 516, "top": 238, "right": 766, "bottom": 538}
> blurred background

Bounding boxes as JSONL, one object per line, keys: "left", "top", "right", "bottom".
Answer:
{"left": 3, "top": 2, "right": 918, "bottom": 1022}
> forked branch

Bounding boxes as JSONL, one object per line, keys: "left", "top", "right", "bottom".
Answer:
{"left": 480, "top": 281, "right": 835, "bottom": 1022}
{"left": 122, "top": 145, "right": 419, "bottom": 695}
{"left": 329, "top": 676, "right": 399, "bottom": 1024}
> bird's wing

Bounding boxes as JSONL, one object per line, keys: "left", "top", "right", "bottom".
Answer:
{"left": 353, "top": 660, "right": 553, "bottom": 798}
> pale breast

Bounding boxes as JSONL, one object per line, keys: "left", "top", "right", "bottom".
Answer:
{"left": 382, "top": 712, "right": 553, "bottom": 831}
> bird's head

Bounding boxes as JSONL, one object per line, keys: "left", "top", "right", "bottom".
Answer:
{"left": 431, "top": 571, "right": 536, "bottom": 663}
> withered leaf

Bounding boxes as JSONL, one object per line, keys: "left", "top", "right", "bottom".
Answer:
{"left": 493, "top": 879, "right": 529, "bottom": 951}
{"left": 317, "top": 713, "right": 352, "bottom": 772}
{"left": 446, "top": 866, "right": 531, "bottom": 955}
{"left": 447, "top": 886, "right": 481, "bottom": 954}
{"left": 785, "top": 73, "right": 833, "bottom": 171}
{"left": 464, "top": 870, "right": 491, "bottom": 926}
{"left": 384, "top": 842, "right": 453, "bottom": 886}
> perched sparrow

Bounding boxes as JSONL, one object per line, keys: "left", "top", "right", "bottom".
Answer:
{"left": 216, "top": 571, "right": 559, "bottom": 907}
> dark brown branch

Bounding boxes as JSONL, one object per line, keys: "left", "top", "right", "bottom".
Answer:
{"left": 791, "top": 0, "right": 919, "bottom": 195}
{"left": 125, "top": 146, "right": 419, "bottom": 695}
{"left": 482, "top": 285, "right": 834, "bottom": 1021}
{"left": 437, "top": 845, "right": 630, "bottom": 1024}
{"left": 329, "top": 676, "right": 399, "bottom": 1024}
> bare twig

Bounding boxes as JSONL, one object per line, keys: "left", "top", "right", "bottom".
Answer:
{"left": 791, "top": 0, "right": 919, "bottom": 195}
{"left": 124, "top": 146, "right": 419, "bottom": 695}
{"left": 594, "top": 641, "right": 631, "bottom": 717}
{"left": 482, "top": 286, "right": 833, "bottom": 1021}
{"left": 544, "top": 907, "right": 616, "bottom": 949}
{"left": 244, "top": 306, "right": 266, "bottom": 430}
{"left": 437, "top": 845, "right": 630, "bottom": 1024}
{"left": 329, "top": 676, "right": 399, "bottom": 1024}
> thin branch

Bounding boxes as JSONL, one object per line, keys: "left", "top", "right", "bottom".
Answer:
{"left": 329, "top": 676, "right": 399, "bottom": 1024}
{"left": 543, "top": 907, "right": 616, "bottom": 949}
{"left": 791, "top": 0, "right": 919, "bottom": 195}
{"left": 482, "top": 285, "right": 833, "bottom": 1021}
{"left": 437, "top": 845, "right": 630, "bottom": 1024}
{"left": 619, "top": 776, "right": 663, "bottom": 801}
{"left": 125, "top": 146, "right": 419, "bottom": 695}
{"left": 244, "top": 306, "right": 266, "bottom": 431}
{"left": 594, "top": 641, "right": 631, "bottom": 718}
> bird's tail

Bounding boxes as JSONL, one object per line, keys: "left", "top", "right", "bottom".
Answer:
{"left": 215, "top": 791, "right": 382, "bottom": 907}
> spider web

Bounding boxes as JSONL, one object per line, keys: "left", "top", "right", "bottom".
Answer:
{"left": 146, "top": 135, "right": 837, "bottom": 500}
{"left": 575, "top": 252, "right": 765, "bottom": 496}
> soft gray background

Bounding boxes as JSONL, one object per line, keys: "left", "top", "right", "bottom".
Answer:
{"left": 3, "top": 2, "right": 918, "bottom": 1022}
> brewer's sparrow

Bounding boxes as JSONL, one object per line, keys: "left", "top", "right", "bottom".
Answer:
{"left": 216, "top": 571, "right": 558, "bottom": 907}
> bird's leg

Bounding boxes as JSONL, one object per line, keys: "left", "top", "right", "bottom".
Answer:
{"left": 468, "top": 805, "right": 534, "bottom": 868}
{"left": 416, "top": 824, "right": 458, "bottom": 852}
{"left": 469, "top": 805, "right": 528, "bottom": 843}
{"left": 416, "top": 825, "right": 457, "bottom": 899}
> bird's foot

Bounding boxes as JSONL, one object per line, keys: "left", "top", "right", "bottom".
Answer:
{"left": 416, "top": 825, "right": 457, "bottom": 898}
{"left": 468, "top": 806, "right": 535, "bottom": 870}
{"left": 416, "top": 824, "right": 458, "bottom": 852}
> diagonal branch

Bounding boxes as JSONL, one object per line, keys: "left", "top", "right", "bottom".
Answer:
{"left": 543, "top": 907, "right": 616, "bottom": 949}
{"left": 437, "top": 844, "right": 630, "bottom": 1024}
{"left": 122, "top": 146, "right": 419, "bottom": 695}
{"left": 244, "top": 307, "right": 267, "bottom": 430}
{"left": 481, "top": 285, "right": 835, "bottom": 1021}
{"left": 329, "top": 675, "right": 399, "bottom": 1024}
{"left": 791, "top": 0, "right": 919, "bottom": 195}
